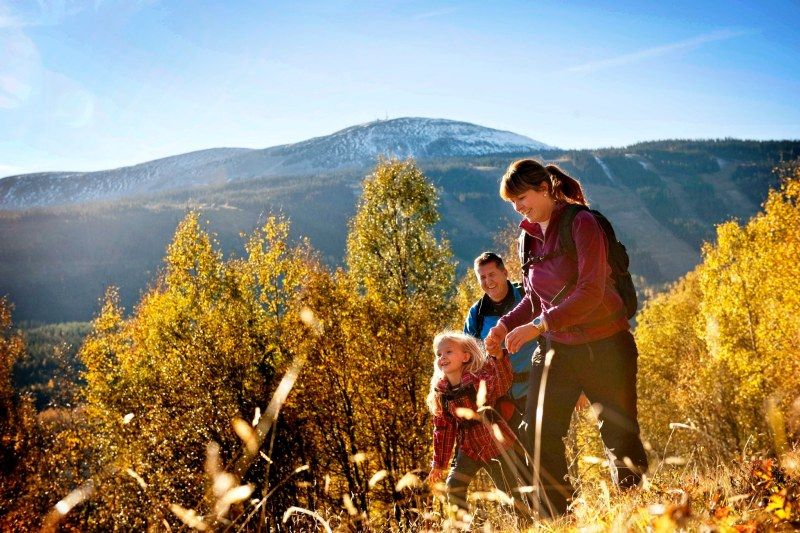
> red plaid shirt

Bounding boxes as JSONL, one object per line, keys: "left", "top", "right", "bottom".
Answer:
{"left": 431, "top": 355, "right": 515, "bottom": 468}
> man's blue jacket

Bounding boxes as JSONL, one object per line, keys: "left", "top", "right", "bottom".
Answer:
{"left": 463, "top": 281, "right": 537, "bottom": 401}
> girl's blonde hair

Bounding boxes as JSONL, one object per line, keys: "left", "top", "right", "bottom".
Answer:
{"left": 425, "top": 330, "right": 489, "bottom": 416}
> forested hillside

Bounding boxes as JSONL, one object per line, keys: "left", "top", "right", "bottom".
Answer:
{"left": 0, "top": 140, "right": 798, "bottom": 323}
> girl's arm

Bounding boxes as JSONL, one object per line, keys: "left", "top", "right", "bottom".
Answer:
{"left": 431, "top": 413, "right": 457, "bottom": 471}
{"left": 478, "top": 353, "right": 513, "bottom": 405}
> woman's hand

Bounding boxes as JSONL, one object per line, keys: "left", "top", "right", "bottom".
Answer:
{"left": 484, "top": 323, "right": 508, "bottom": 357}
{"left": 505, "top": 323, "right": 540, "bottom": 353}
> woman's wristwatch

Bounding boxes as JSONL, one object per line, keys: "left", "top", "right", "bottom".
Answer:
{"left": 532, "top": 315, "right": 548, "bottom": 334}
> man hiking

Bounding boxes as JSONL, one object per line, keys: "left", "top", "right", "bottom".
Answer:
{"left": 464, "top": 252, "right": 536, "bottom": 433}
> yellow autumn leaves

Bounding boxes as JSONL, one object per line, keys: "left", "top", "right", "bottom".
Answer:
{"left": 636, "top": 162, "right": 800, "bottom": 458}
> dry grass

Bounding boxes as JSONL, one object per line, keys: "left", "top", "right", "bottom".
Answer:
{"left": 32, "top": 347, "right": 800, "bottom": 532}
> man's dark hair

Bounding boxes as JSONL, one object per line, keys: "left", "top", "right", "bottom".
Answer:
{"left": 473, "top": 252, "right": 505, "bottom": 271}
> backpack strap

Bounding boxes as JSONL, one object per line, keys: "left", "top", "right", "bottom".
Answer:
{"left": 474, "top": 313, "right": 485, "bottom": 340}
{"left": 519, "top": 204, "right": 638, "bottom": 319}
{"left": 553, "top": 205, "right": 636, "bottom": 318}
{"left": 589, "top": 210, "right": 629, "bottom": 273}
{"left": 518, "top": 230, "right": 565, "bottom": 280}
{"left": 440, "top": 383, "right": 519, "bottom": 426}
{"left": 440, "top": 382, "right": 477, "bottom": 405}
{"left": 521, "top": 204, "right": 583, "bottom": 306}
{"left": 556, "top": 204, "right": 587, "bottom": 260}
{"left": 512, "top": 281, "right": 525, "bottom": 298}
{"left": 517, "top": 230, "right": 528, "bottom": 274}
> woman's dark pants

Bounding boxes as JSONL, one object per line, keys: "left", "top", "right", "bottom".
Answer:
{"left": 521, "top": 329, "right": 648, "bottom": 517}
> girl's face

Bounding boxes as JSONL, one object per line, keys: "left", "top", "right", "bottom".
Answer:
{"left": 436, "top": 339, "right": 471, "bottom": 381}
{"left": 509, "top": 184, "right": 554, "bottom": 224}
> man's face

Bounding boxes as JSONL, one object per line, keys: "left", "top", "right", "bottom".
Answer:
{"left": 475, "top": 262, "right": 509, "bottom": 303}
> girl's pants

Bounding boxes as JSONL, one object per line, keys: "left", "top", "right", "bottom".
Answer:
{"left": 445, "top": 446, "right": 530, "bottom": 519}
{"left": 522, "top": 329, "right": 649, "bottom": 517}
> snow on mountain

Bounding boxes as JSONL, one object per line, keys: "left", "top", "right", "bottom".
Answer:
{"left": 264, "top": 117, "right": 552, "bottom": 166}
{"left": 0, "top": 117, "right": 553, "bottom": 210}
{"left": 0, "top": 148, "right": 252, "bottom": 210}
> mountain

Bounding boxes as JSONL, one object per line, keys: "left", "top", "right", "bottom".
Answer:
{"left": 267, "top": 117, "right": 553, "bottom": 168}
{"left": 0, "top": 148, "right": 251, "bottom": 210}
{"left": 0, "top": 117, "right": 552, "bottom": 210}
{"left": 1, "top": 118, "right": 798, "bottom": 323}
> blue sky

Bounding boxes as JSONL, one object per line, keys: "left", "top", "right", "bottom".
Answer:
{"left": 1, "top": 0, "right": 798, "bottom": 176}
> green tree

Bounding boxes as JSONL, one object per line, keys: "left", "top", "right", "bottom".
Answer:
{"left": 14, "top": 321, "right": 91, "bottom": 410}
{"left": 289, "top": 158, "right": 456, "bottom": 528}
{"left": 347, "top": 158, "right": 454, "bottom": 309}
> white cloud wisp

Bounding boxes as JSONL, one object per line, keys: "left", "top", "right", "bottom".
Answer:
{"left": 558, "top": 28, "right": 754, "bottom": 75}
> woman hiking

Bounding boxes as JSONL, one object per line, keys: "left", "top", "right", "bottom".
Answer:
{"left": 484, "top": 159, "right": 649, "bottom": 517}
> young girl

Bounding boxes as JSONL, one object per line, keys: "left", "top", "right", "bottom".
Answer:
{"left": 426, "top": 330, "right": 527, "bottom": 519}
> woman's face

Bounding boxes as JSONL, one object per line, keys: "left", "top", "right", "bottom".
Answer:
{"left": 509, "top": 184, "right": 554, "bottom": 224}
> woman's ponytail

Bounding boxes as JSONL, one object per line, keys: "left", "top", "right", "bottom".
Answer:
{"left": 546, "top": 164, "right": 587, "bottom": 206}
{"left": 500, "top": 159, "right": 588, "bottom": 206}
